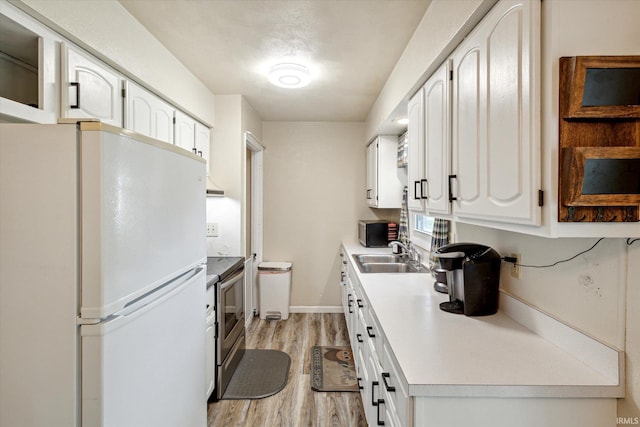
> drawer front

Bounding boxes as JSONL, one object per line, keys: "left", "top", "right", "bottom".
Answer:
{"left": 382, "top": 339, "right": 410, "bottom": 427}
{"left": 381, "top": 388, "right": 402, "bottom": 427}
{"left": 364, "top": 307, "right": 383, "bottom": 363}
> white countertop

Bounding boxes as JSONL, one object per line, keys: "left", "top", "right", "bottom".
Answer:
{"left": 342, "top": 240, "right": 623, "bottom": 398}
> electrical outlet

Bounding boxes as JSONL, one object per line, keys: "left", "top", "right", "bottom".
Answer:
{"left": 206, "top": 223, "right": 219, "bottom": 237}
{"left": 510, "top": 253, "right": 521, "bottom": 279}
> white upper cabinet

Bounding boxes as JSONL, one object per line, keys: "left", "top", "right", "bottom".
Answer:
{"left": 124, "top": 80, "right": 174, "bottom": 144}
{"left": 0, "top": 2, "right": 60, "bottom": 123}
{"left": 408, "top": 62, "right": 451, "bottom": 216}
{"left": 423, "top": 61, "right": 451, "bottom": 216}
{"left": 366, "top": 136, "right": 403, "bottom": 209}
{"left": 450, "top": 0, "right": 540, "bottom": 226}
{"left": 173, "top": 110, "right": 210, "bottom": 173}
{"left": 61, "top": 43, "right": 123, "bottom": 127}
{"left": 366, "top": 141, "right": 377, "bottom": 206}
{"left": 407, "top": 87, "right": 425, "bottom": 211}
{"left": 194, "top": 121, "right": 210, "bottom": 176}
{"left": 174, "top": 109, "right": 196, "bottom": 153}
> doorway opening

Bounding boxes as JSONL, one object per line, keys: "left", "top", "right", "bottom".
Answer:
{"left": 244, "top": 131, "right": 264, "bottom": 325}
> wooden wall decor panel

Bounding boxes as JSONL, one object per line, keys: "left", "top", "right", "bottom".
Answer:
{"left": 558, "top": 56, "right": 640, "bottom": 223}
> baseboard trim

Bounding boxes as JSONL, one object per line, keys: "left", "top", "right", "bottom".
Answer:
{"left": 289, "top": 306, "right": 343, "bottom": 314}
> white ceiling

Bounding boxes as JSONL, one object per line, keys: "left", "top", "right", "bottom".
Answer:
{"left": 118, "top": 0, "right": 430, "bottom": 123}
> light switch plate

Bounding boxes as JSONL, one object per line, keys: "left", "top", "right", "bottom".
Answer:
{"left": 206, "top": 223, "right": 219, "bottom": 237}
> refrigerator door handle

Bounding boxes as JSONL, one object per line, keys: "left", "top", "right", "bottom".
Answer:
{"left": 118, "top": 267, "right": 202, "bottom": 318}
{"left": 77, "top": 316, "right": 102, "bottom": 326}
{"left": 81, "top": 267, "right": 203, "bottom": 327}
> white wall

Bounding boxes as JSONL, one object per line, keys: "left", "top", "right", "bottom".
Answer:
{"left": 10, "top": 0, "right": 215, "bottom": 126}
{"left": 206, "top": 95, "right": 263, "bottom": 257}
{"left": 262, "top": 121, "right": 395, "bottom": 309}
{"left": 207, "top": 95, "right": 243, "bottom": 256}
{"left": 365, "top": 0, "right": 496, "bottom": 140}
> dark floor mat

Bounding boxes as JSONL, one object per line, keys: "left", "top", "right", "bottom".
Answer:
{"left": 221, "top": 349, "right": 291, "bottom": 400}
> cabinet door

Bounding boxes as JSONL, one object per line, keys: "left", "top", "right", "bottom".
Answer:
{"left": 424, "top": 61, "right": 451, "bottom": 215}
{"left": 174, "top": 110, "right": 196, "bottom": 153}
{"left": 0, "top": 2, "right": 60, "bottom": 123}
{"left": 194, "top": 122, "right": 210, "bottom": 176}
{"left": 205, "top": 312, "right": 215, "bottom": 398}
{"left": 366, "top": 142, "right": 377, "bottom": 207}
{"left": 451, "top": 0, "right": 540, "bottom": 225}
{"left": 372, "top": 136, "right": 403, "bottom": 209}
{"left": 124, "top": 80, "right": 174, "bottom": 144}
{"left": 407, "top": 89, "right": 425, "bottom": 211}
{"left": 61, "top": 44, "right": 123, "bottom": 126}
{"left": 365, "top": 338, "right": 382, "bottom": 426}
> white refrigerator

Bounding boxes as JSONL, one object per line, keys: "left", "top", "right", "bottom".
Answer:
{"left": 0, "top": 121, "right": 207, "bottom": 427}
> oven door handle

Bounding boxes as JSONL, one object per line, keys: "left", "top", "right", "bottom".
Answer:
{"left": 219, "top": 270, "right": 245, "bottom": 290}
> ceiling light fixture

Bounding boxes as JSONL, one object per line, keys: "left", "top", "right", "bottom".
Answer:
{"left": 268, "top": 63, "right": 311, "bottom": 88}
{"left": 394, "top": 117, "right": 409, "bottom": 125}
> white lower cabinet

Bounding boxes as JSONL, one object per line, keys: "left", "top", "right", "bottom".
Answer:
{"left": 342, "top": 249, "right": 409, "bottom": 426}
{"left": 205, "top": 284, "right": 216, "bottom": 398}
{"left": 341, "top": 242, "right": 619, "bottom": 427}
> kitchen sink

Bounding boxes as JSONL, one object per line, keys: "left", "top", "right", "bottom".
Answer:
{"left": 354, "top": 254, "right": 407, "bottom": 264}
{"left": 352, "top": 254, "right": 423, "bottom": 274}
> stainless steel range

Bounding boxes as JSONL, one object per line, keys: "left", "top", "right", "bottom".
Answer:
{"left": 206, "top": 256, "right": 245, "bottom": 400}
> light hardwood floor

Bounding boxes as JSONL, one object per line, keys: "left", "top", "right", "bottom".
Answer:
{"left": 207, "top": 313, "right": 367, "bottom": 427}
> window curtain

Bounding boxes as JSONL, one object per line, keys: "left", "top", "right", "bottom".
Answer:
{"left": 428, "top": 218, "right": 449, "bottom": 272}
{"left": 398, "top": 187, "right": 409, "bottom": 243}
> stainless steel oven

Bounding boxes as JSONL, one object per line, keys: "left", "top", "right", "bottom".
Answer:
{"left": 215, "top": 261, "right": 245, "bottom": 399}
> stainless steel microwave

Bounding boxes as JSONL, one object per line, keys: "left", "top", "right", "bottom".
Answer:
{"left": 358, "top": 220, "right": 389, "bottom": 247}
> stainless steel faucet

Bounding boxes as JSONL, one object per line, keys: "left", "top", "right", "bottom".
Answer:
{"left": 388, "top": 240, "right": 422, "bottom": 268}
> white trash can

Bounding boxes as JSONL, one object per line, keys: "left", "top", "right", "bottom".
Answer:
{"left": 258, "top": 261, "right": 292, "bottom": 321}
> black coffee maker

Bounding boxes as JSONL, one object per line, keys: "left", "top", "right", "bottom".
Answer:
{"left": 434, "top": 242, "right": 501, "bottom": 316}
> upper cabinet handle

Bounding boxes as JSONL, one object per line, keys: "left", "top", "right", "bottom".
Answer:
{"left": 448, "top": 174, "right": 458, "bottom": 202}
{"left": 69, "top": 82, "right": 80, "bottom": 109}
{"left": 414, "top": 180, "right": 421, "bottom": 200}
{"left": 420, "top": 178, "right": 428, "bottom": 200}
